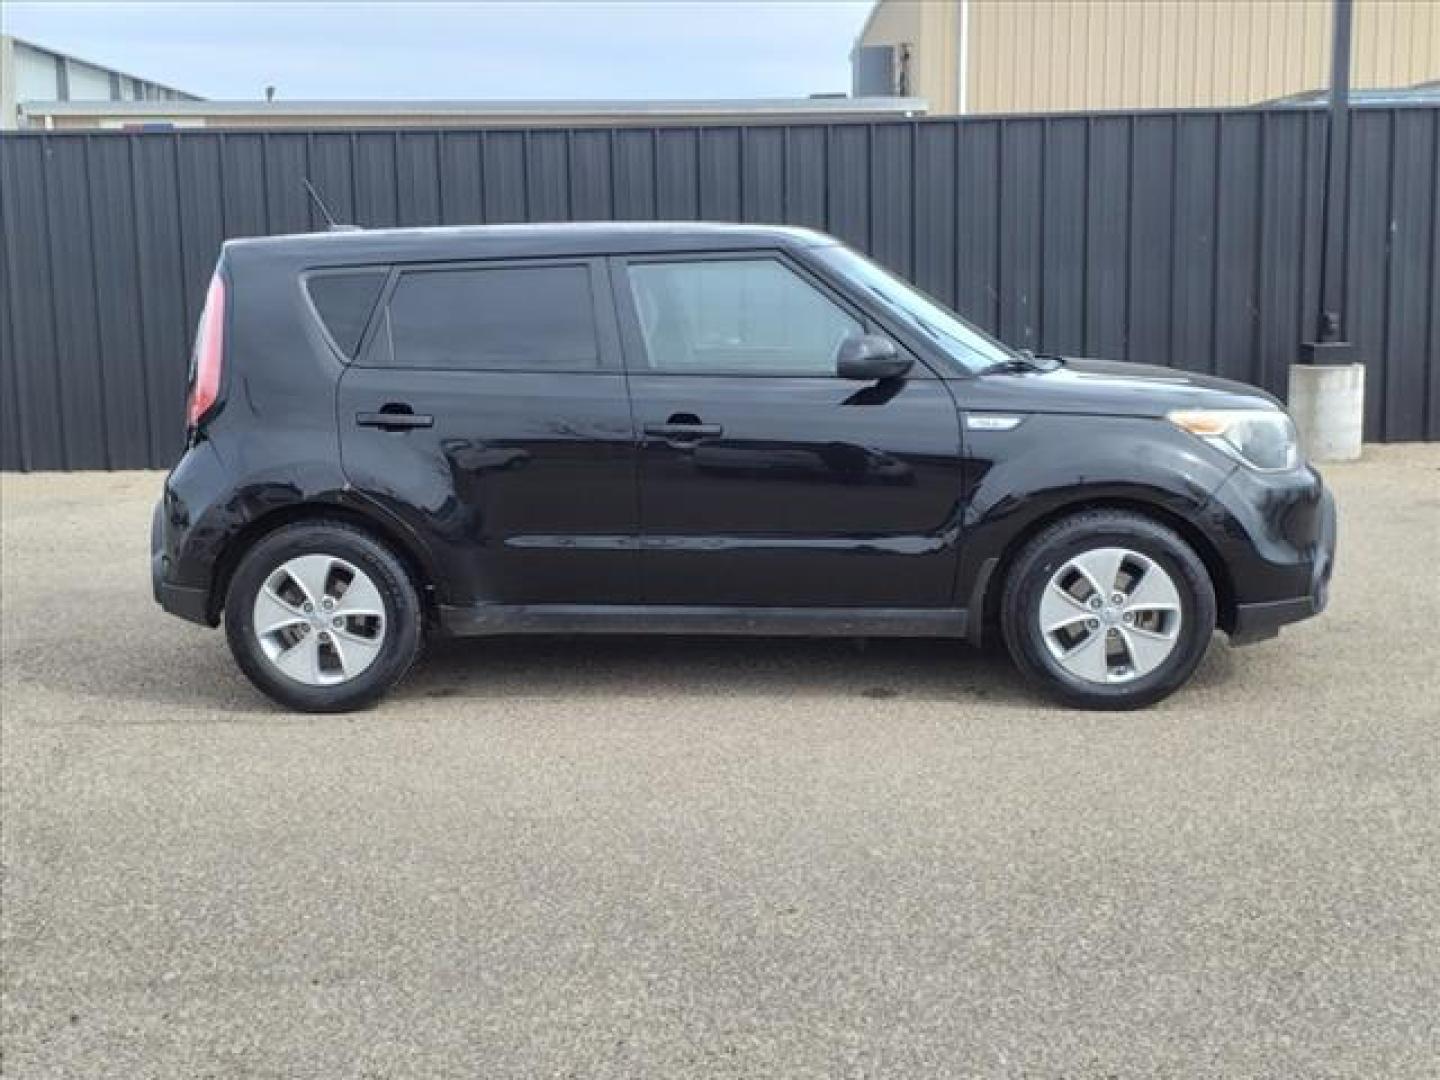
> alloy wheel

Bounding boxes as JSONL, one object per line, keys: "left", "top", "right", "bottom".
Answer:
{"left": 1039, "top": 546, "right": 1183, "bottom": 685}
{"left": 251, "top": 555, "right": 387, "bottom": 686}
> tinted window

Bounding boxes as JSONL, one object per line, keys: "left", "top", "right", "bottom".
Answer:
{"left": 628, "top": 259, "right": 861, "bottom": 375}
{"left": 306, "top": 270, "right": 386, "bottom": 358}
{"left": 385, "top": 264, "right": 599, "bottom": 371}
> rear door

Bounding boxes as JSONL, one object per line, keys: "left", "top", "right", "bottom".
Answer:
{"left": 335, "top": 257, "right": 639, "bottom": 606}
{"left": 614, "top": 251, "right": 964, "bottom": 608}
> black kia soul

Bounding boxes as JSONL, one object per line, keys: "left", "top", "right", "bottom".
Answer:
{"left": 152, "top": 223, "right": 1335, "bottom": 713}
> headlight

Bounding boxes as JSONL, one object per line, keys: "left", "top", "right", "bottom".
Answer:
{"left": 1167, "top": 408, "right": 1299, "bottom": 471}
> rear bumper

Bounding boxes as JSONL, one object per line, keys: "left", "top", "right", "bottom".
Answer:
{"left": 150, "top": 442, "right": 237, "bottom": 628}
{"left": 152, "top": 500, "right": 213, "bottom": 625}
{"left": 156, "top": 578, "right": 211, "bottom": 625}
{"left": 1222, "top": 473, "right": 1336, "bottom": 645}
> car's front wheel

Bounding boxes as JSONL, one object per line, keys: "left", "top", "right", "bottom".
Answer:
{"left": 224, "top": 521, "right": 424, "bottom": 712}
{"left": 1001, "top": 510, "right": 1217, "bottom": 709}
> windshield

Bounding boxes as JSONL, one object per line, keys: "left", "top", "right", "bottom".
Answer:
{"left": 814, "top": 244, "right": 1015, "bottom": 373}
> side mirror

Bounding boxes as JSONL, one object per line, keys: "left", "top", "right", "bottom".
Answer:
{"left": 836, "top": 334, "right": 912, "bottom": 381}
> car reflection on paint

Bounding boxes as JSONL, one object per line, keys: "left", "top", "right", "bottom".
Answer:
{"left": 691, "top": 440, "right": 914, "bottom": 486}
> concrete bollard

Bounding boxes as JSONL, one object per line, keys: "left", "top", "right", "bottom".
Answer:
{"left": 1288, "top": 362, "right": 1365, "bottom": 463}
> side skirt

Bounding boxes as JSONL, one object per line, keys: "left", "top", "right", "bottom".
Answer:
{"left": 437, "top": 604, "right": 969, "bottom": 639}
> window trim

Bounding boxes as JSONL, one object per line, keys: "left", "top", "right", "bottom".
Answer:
{"left": 610, "top": 249, "right": 927, "bottom": 379}
{"left": 356, "top": 256, "right": 620, "bottom": 374}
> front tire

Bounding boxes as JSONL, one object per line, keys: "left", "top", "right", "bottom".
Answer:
{"left": 224, "top": 521, "right": 423, "bottom": 712}
{"left": 1001, "top": 510, "right": 1216, "bottom": 710}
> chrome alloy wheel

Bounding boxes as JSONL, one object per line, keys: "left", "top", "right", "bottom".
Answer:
{"left": 1039, "top": 546, "right": 1183, "bottom": 685}
{"left": 251, "top": 555, "right": 387, "bottom": 686}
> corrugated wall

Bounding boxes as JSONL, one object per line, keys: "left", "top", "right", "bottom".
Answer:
{"left": 1, "top": 107, "right": 1438, "bottom": 470}
{"left": 966, "top": 0, "right": 1440, "bottom": 114}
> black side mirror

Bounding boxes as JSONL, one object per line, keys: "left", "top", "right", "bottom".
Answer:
{"left": 836, "top": 334, "right": 912, "bottom": 381}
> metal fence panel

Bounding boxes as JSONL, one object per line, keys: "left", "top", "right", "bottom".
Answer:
{"left": 0, "top": 147, "right": 20, "bottom": 471}
{"left": 1376, "top": 109, "right": 1439, "bottom": 442}
{"left": 4, "top": 137, "right": 66, "bottom": 470}
{"left": 2, "top": 106, "right": 1437, "bottom": 470}
{"left": 1039, "top": 118, "right": 1086, "bottom": 357}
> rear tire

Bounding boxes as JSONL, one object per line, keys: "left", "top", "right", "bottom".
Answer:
{"left": 1001, "top": 510, "right": 1216, "bottom": 710}
{"left": 224, "top": 521, "right": 423, "bottom": 712}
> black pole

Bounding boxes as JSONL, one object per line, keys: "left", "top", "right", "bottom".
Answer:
{"left": 1303, "top": 0, "right": 1354, "bottom": 362}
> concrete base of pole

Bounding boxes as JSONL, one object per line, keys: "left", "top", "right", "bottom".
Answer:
{"left": 1288, "top": 362, "right": 1365, "bottom": 462}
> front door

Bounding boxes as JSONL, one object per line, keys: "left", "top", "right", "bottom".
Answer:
{"left": 614, "top": 252, "right": 964, "bottom": 608}
{"left": 337, "top": 257, "right": 639, "bottom": 607}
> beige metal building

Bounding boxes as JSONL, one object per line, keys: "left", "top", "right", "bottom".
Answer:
{"left": 852, "top": 0, "right": 1440, "bottom": 114}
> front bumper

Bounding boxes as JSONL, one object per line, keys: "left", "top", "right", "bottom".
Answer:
{"left": 1211, "top": 465, "right": 1337, "bottom": 645}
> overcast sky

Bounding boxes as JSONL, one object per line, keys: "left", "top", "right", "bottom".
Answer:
{"left": 3, "top": 1, "right": 874, "bottom": 101}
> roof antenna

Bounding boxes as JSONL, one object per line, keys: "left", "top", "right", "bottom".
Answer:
{"left": 302, "top": 178, "right": 361, "bottom": 232}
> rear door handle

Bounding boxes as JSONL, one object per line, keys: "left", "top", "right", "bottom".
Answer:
{"left": 644, "top": 422, "right": 722, "bottom": 439}
{"left": 357, "top": 407, "right": 434, "bottom": 431}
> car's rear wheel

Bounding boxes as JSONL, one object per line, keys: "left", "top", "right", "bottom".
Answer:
{"left": 224, "top": 522, "right": 423, "bottom": 712}
{"left": 1001, "top": 510, "right": 1216, "bottom": 709}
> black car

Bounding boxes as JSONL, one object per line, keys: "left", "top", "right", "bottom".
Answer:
{"left": 152, "top": 223, "right": 1335, "bottom": 712}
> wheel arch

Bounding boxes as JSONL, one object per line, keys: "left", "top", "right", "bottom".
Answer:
{"left": 207, "top": 501, "right": 436, "bottom": 624}
{"left": 973, "top": 497, "right": 1236, "bottom": 644}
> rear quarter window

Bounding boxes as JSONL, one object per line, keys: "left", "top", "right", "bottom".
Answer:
{"left": 379, "top": 263, "right": 600, "bottom": 372}
{"left": 304, "top": 270, "right": 387, "bottom": 358}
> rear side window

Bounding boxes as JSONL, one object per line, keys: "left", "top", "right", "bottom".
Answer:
{"left": 305, "top": 270, "right": 387, "bottom": 358}
{"left": 382, "top": 264, "right": 600, "bottom": 371}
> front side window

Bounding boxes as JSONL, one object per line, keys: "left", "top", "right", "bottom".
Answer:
{"left": 382, "top": 264, "right": 599, "bottom": 371}
{"left": 627, "top": 258, "right": 861, "bottom": 375}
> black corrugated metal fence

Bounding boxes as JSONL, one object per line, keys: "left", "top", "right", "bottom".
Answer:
{"left": 2, "top": 106, "right": 1437, "bottom": 470}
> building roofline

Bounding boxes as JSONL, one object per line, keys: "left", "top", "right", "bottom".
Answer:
{"left": 18, "top": 95, "right": 927, "bottom": 119}
{"left": 1, "top": 33, "right": 202, "bottom": 100}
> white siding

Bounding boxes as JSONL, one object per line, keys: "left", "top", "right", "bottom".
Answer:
{"left": 65, "top": 59, "right": 113, "bottom": 100}
{"left": 14, "top": 44, "right": 60, "bottom": 100}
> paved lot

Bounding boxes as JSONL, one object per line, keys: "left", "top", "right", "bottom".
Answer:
{"left": 2, "top": 446, "right": 1438, "bottom": 1078}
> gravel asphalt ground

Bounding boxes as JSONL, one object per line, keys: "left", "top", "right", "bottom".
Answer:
{"left": 2, "top": 445, "right": 1438, "bottom": 1078}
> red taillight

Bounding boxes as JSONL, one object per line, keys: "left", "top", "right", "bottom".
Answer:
{"left": 187, "top": 273, "right": 226, "bottom": 428}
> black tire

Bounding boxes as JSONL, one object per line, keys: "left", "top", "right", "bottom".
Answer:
{"left": 1000, "top": 510, "right": 1216, "bottom": 710}
{"left": 224, "top": 521, "right": 423, "bottom": 712}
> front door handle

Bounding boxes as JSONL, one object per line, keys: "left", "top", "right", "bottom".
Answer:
{"left": 357, "top": 404, "right": 434, "bottom": 431}
{"left": 644, "top": 422, "right": 723, "bottom": 439}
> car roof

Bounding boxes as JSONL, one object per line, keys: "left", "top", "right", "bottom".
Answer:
{"left": 223, "top": 221, "right": 839, "bottom": 266}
